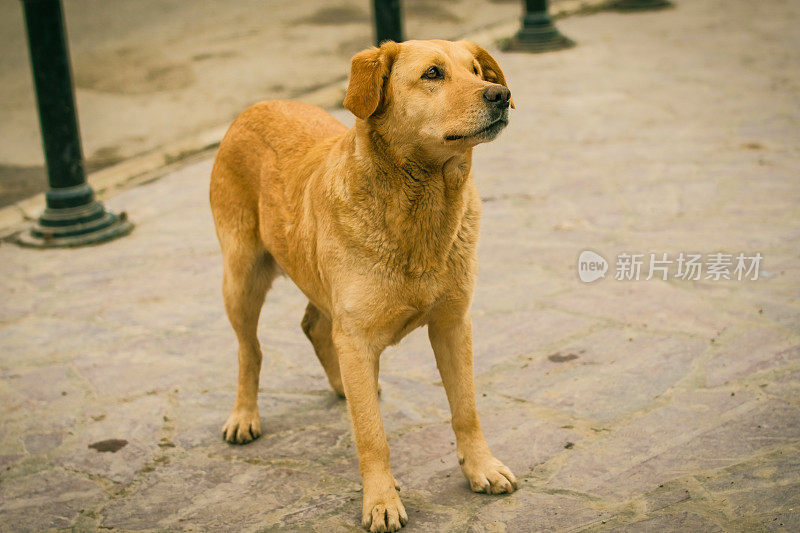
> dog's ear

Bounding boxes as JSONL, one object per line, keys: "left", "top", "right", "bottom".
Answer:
{"left": 344, "top": 41, "right": 401, "bottom": 120}
{"left": 460, "top": 40, "right": 515, "bottom": 109}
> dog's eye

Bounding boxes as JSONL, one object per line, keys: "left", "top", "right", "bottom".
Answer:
{"left": 473, "top": 65, "right": 479, "bottom": 76}
{"left": 423, "top": 66, "right": 442, "bottom": 80}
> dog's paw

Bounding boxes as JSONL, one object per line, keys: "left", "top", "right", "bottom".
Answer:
{"left": 222, "top": 408, "right": 261, "bottom": 444}
{"left": 459, "top": 454, "right": 517, "bottom": 494}
{"left": 361, "top": 485, "right": 407, "bottom": 532}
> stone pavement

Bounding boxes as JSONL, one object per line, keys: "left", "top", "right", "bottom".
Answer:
{"left": 1, "top": 0, "right": 799, "bottom": 531}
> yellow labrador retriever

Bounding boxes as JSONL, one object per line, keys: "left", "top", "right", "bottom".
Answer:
{"left": 210, "top": 39, "right": 516, "bottom": 532}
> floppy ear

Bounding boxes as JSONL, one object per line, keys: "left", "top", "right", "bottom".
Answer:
{"left": 343, "top": 41, "right": 401, "bottom": 120}
{"left": 460, "top": 40, "right": 515, "bottom": 109}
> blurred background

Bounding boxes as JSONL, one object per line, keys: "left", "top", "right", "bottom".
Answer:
{"left": 0, "top": 0, "right": 536, "bottom": 207}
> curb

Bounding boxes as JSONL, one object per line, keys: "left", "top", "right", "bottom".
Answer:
{"left": 0, "top": 0, "right": 609, "bottom": 239}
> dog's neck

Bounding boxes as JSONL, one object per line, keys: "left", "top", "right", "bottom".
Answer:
{"left": 352, "top": 118, "right": 473, "bottom": 191}
{"left": 337, "top": 119, "right": 475, "bottom": 277}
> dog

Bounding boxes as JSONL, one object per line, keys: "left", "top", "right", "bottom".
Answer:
{"left": 209, "top": 39, "right": 516, "bottom": 532}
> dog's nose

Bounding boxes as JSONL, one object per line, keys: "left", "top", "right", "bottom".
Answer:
{"left": 483, "top": 84, "right": 511, "bottom": 108}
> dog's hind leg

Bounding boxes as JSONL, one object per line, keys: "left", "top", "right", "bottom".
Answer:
{"left": 301, "top": 303, "right": 346, "bottom": 397}
{"left": 220, "top": 236, "right": 279, "bottom": 443}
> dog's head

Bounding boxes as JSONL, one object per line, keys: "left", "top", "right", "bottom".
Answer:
{"left": 344, "top": 39, "right": 513, "bottom": 157}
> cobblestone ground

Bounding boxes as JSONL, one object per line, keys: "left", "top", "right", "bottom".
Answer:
{"left": 1, "top": 0, "right": 799, "bottom": 531}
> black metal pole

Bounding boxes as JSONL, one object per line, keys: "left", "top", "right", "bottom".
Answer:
{"left": 504, "top": 0, "right": 575, "bottom": 53}
{"left": 17, "top": 0, "right": 132, "bottom": 248}
{"left": 611, "top": 0, "right": 673, "bottom": 11}
{"left": 373, "top": 0, "right": 403, "bottom": 45}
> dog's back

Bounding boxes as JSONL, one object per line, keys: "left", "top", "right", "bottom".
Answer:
{"left": 209, "top": 100, "right": 346, "bottom": 244}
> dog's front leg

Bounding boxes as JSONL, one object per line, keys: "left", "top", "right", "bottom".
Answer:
{"left": 333, "top": 325, "right": 407, "bottom": 532}
{"left": 428, "top": 313, "right": 518, "bottom": 494}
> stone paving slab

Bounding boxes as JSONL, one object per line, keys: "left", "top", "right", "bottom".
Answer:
{"left": 1, "top": 0, "right": 799, "bottom": 531}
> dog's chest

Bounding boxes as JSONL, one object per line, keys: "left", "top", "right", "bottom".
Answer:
{"left": 377, "top": 272, "right": 448, "bottom": 345}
